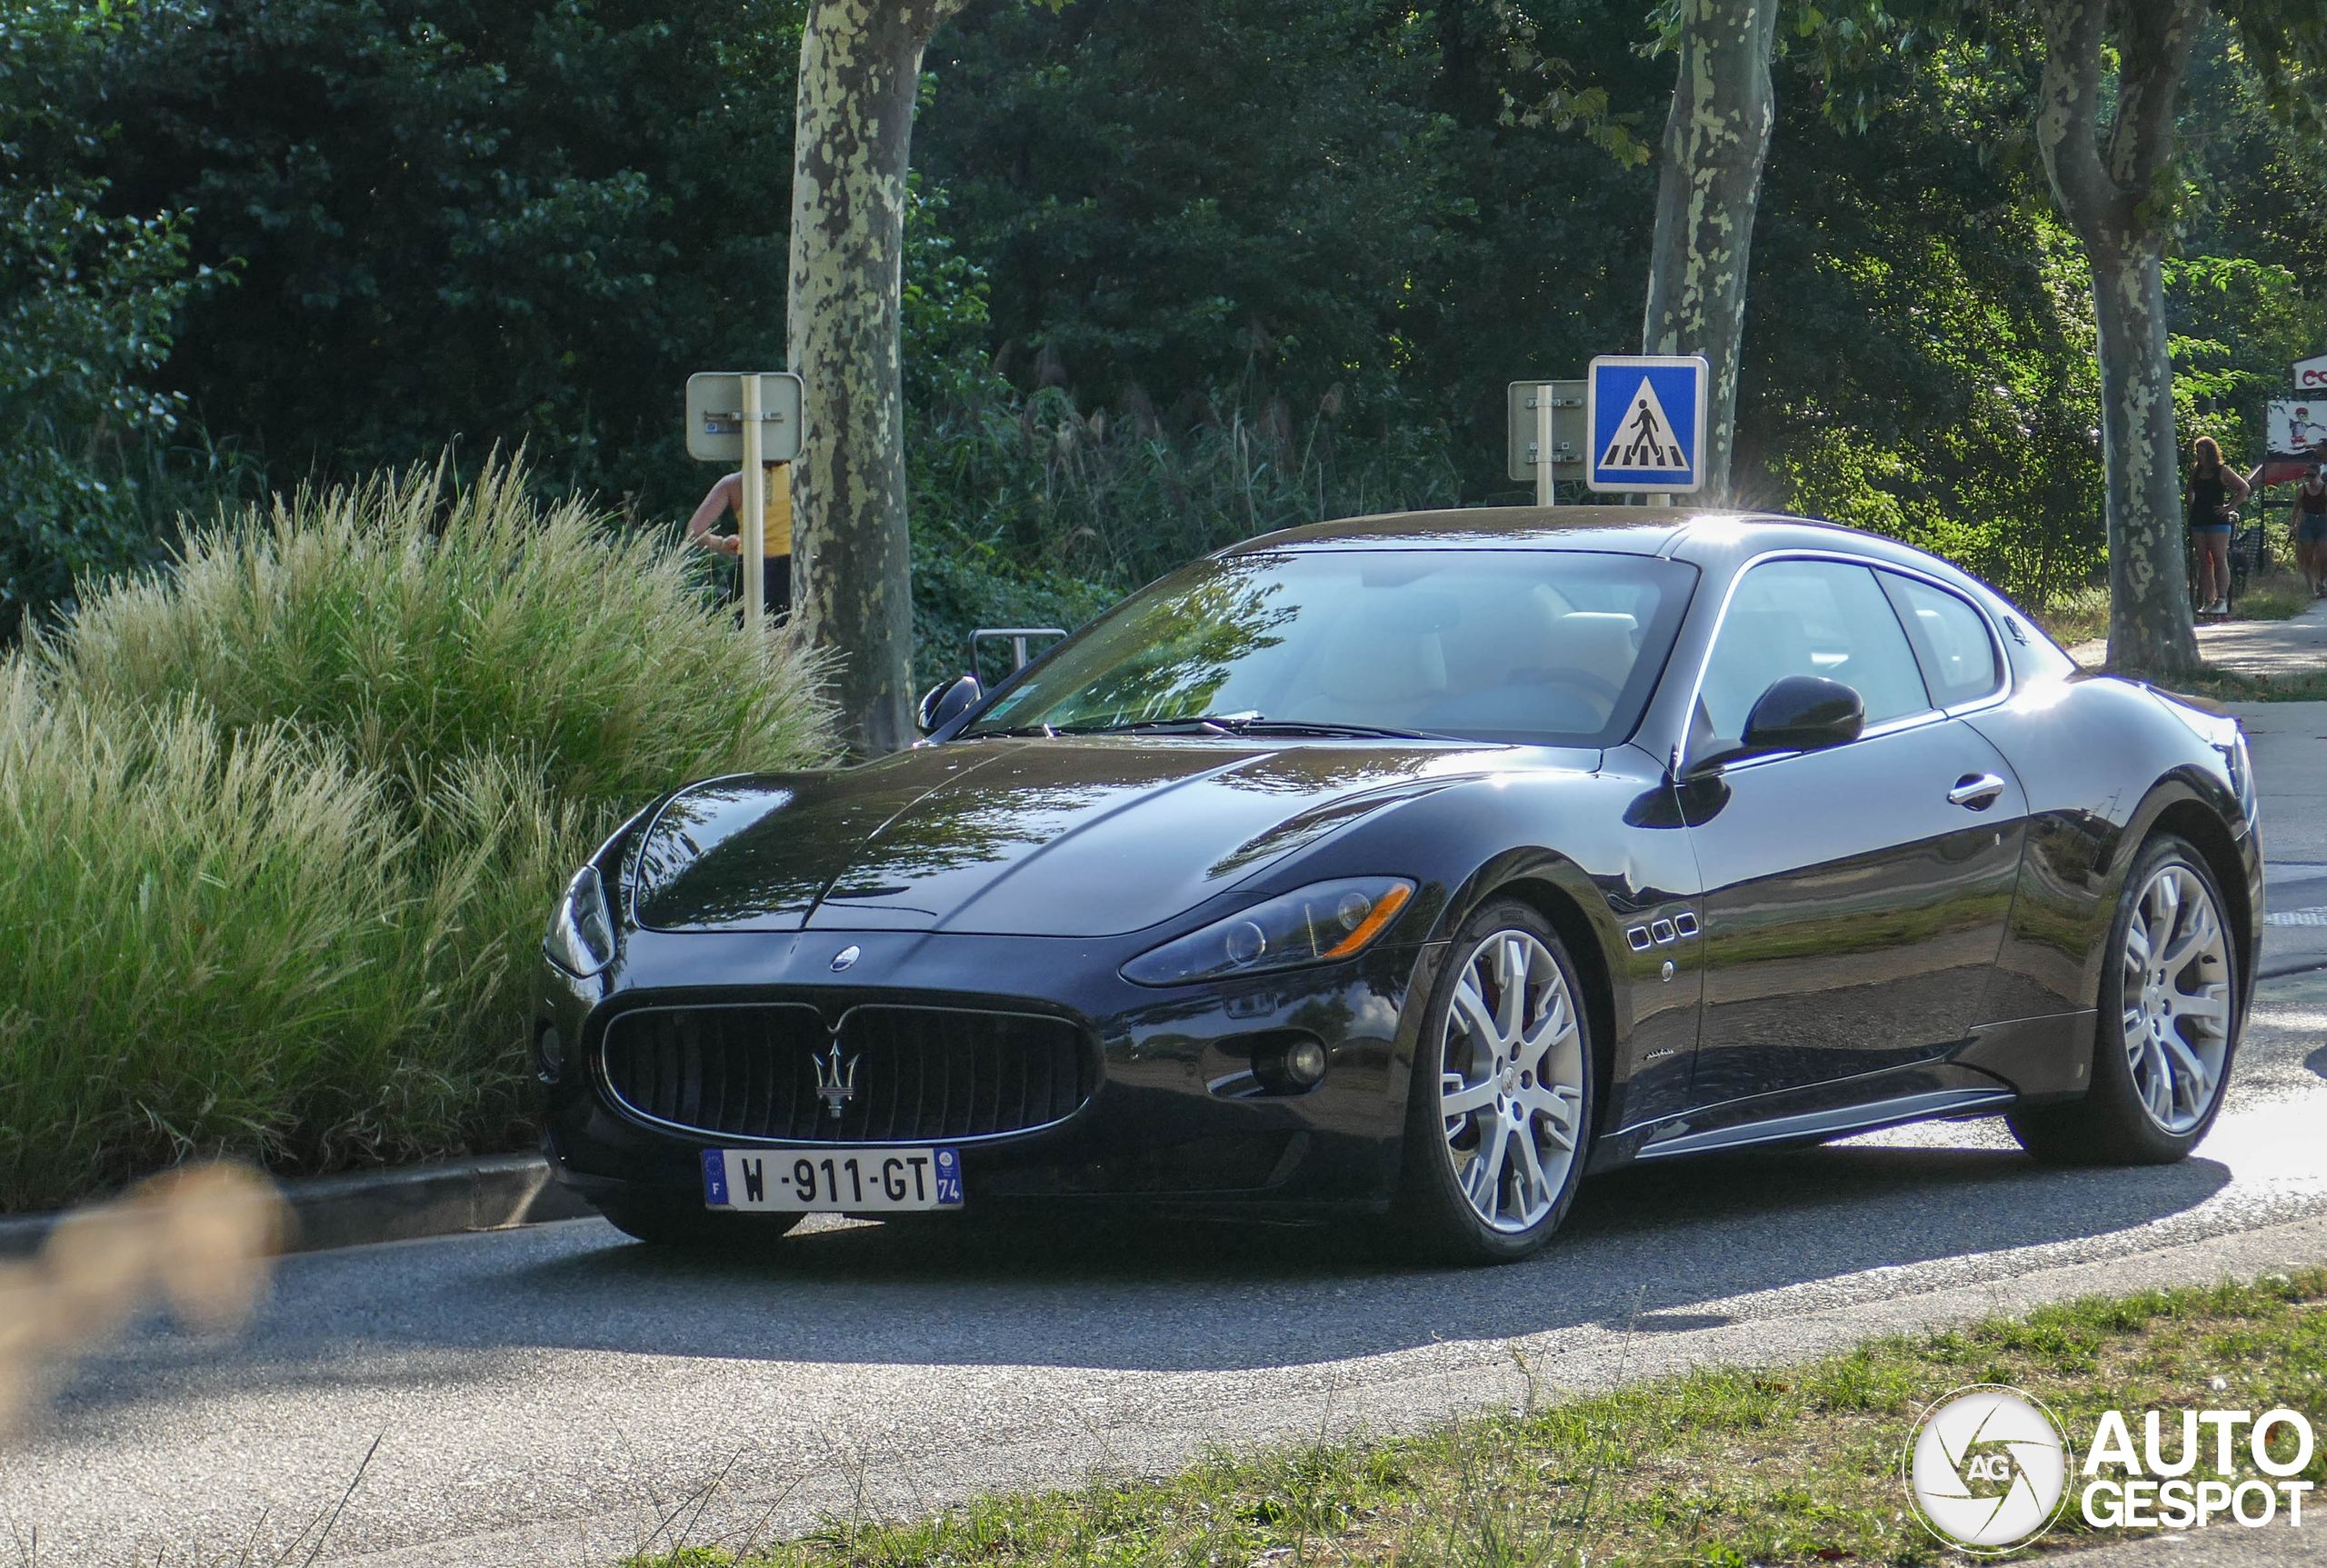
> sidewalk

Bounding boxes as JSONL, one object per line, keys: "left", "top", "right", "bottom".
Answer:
{"left": 2241, "top": 700, "right": 2327, "bottom": 976}
{"left": 2063, "top": 593, "right": 2327, "bottom": 977}
{"left": 2060, "top": 586, "right": 2327, "bottom": 676}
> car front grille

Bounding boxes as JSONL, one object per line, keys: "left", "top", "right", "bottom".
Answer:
{"left": 599, "top": 1003, "right": 1097, "bottom": 1144}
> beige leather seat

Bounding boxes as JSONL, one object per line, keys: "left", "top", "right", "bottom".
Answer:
{"left": 1305, "top": 617, "right": 1447, "bottom": 721}
{"left": 1537, "top": 611, "right": 1637, "bottom": 693}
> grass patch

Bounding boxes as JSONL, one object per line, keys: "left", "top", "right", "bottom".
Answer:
{"left": 626, "top": 1271, "right": 2327, "bottom": 1568}
{"left": 0, "top": 456, "right": 834, "bottom": 1210}
{"left": 2031, "top": 584, "right": 2109, "bottom": 650}
{"left": 2162, "top": 666, "right": 2327, "bottom": 704}
{"left": 2231, "top": 575, "right": 2312, "bottom": 623}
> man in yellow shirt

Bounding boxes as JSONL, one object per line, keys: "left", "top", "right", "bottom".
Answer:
{"left": 683, "top": 462, "right": 792, "bottom": 618}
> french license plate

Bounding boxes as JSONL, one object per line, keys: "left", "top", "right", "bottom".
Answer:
{"left": 702, "top": 1146, "right": 964, "bottom": 1213}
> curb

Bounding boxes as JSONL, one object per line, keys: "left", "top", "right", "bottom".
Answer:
{"left": 0, "top": 1153, "right": 599, "bottom": 1261}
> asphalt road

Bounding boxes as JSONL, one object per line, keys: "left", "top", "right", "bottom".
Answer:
{"left": 2, "top": 961, "right": 2322, "bottom": 1568}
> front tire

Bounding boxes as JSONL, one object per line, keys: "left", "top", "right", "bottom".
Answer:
{"left": 1391, "top": 901, "right": 1595, "bottom": 1263}
{"left": 2009, "top": 834, "right": 2239, "bottom": 1164}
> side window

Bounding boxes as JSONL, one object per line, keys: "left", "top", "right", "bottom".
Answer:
{"left": 1696, "top": 560, "right": 1933, "bottom": 750}
{"left": 1882, "top": 574, "right": 2002, "bottom": 706}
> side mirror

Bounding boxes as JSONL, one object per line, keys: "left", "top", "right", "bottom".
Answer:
{"left": 1740, "top": 674, "right": 1863, "bottom": 757}
{"left": 916, "top": 674, "right": 984, "bottom": 735}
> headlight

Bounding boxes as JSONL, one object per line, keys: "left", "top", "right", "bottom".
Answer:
{"left": 2229, "top": 731, "right": 2256, "bottom": 818}
{"left": 1123, "top": 876, "right": 1415, "bottom": 986}
{"left": 544, "top": 864, "right": 616, "bottom": 977}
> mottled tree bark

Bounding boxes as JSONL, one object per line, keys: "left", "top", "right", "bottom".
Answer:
{"left": 787, "top": 0, "right": 966, "bottom": 755}
{"left": 2032, "top": 0, "right": 2203, "bottom": 676}
{"left": 1640, "top": 0, "right": 1779, "bottom": 501}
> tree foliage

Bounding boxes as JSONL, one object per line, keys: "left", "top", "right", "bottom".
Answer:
{"left": 0, "top": 0, "right": 2318, "bottom": 660}
{"left": 0, "top": 0, "right": 212, "bottom": 638}
{"left": 97, "top": 0, "right": 807, "bottom": 508}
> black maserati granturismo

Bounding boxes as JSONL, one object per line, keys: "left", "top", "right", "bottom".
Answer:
{"left": 534, "top": 508, "right": 2261, "bottom": 1262}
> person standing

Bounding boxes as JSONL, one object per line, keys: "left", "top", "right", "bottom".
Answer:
{"left": 684, "top": 462, "right": 793, "bottom": 619}
{"left": 2296, "top": 462, "right": 2327, "bottom": 598}
{"left": 2184, "top": 436, "right": 2249, "bottom": 615}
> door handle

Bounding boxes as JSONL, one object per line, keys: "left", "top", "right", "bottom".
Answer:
{"left": 1946, "top": 772, "right": 2007, "bottom": 810}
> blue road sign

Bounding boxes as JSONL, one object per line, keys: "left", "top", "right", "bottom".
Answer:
{"left": 1585, "top": 355, "right": 1708, "bottom": 494}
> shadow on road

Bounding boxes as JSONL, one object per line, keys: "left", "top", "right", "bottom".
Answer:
{"left": 159, "top": 1139, "right": 2232, "bottom": 1383}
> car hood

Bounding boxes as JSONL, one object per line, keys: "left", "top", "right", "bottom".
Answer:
{"left": 626, "top": 738, "right": 1546, "bottom": 937}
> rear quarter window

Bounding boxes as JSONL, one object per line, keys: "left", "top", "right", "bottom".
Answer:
{"left": 1882, "top": 573, "right": 2003, "bottom": 706}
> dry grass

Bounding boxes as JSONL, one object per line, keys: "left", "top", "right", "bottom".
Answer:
{"left": 2030, "top": 584, "right": 2110, "bottom": 650}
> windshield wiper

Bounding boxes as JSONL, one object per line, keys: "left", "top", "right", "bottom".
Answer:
{"left": 1064, "top": 715, "right": 1453, "bottom": 742}
{"left": 1227, "top": 719, "right": 1456, "bottom": 741}
{"left": 963, "top": 723, "right": 1056, "bottom": 738}
{"left": 1059, "top": 716, "right": 1238, "bottom": 735}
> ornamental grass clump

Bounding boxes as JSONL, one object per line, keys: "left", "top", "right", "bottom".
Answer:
{"left": 0, "top": 674, "right": 438, "bottom": 1208}
{"left": 48, "top": 454, "right": 835, "bottom": 822}
{"left": 0, "top": 456, "right": 835, "bottom": 1210}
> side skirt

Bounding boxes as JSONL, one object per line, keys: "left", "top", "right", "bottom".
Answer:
{"left": 1593, "top": 1060, "right": 2018, "bottom": 1168}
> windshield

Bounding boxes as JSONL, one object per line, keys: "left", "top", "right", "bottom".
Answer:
{"left": 963, "top": 549, "right": 1697, "bottom": 747}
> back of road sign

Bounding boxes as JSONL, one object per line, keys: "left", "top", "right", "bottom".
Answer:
{"left": 1585, "top": 355, "right": 1707, "bottom": 494}
{"left": 1506, "top": 380, "right": 1585, "bottom": 484}
{"left": 686, "top": 372, "right": 804, "bottom": 464}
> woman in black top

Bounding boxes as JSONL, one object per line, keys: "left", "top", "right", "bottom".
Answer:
{"left": 2184, "top": 435, "right": 2249, "bottom": 614}
{"left": 2296, "top": 462, "right": 2327, "bottom": 597}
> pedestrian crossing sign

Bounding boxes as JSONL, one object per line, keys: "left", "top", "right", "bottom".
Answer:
{"left": 1585, "top": 355, "right": 1708, "bottom": 494}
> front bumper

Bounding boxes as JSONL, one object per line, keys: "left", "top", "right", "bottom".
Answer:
{"left": 536, "top": 925, "right": 1441, "bottom": 1221}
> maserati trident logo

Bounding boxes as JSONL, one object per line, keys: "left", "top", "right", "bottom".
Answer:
{"left": 814, "top": 1044, "right": 859, "bottom": 1119}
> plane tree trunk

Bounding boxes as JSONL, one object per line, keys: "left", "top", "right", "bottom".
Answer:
{"left": 2032, "top": 0, "right": 2203, "bottom": 676}
{"left": 1640, "top": 0, "right": 1779, "bottom": 501}
{"left": 787, "top": 0, "right": 966, "bottom": 755}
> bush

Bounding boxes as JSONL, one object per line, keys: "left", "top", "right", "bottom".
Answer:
{"left": 0, "top": 457, "right": 835, "bottom": 1209}
{"left": 46, "top": 456, "right": 834, "bottom": 818}
{"left": 0, "top": 677, "right": 424, "bottom": 1207}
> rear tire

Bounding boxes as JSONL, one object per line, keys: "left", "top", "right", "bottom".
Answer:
{"left": 1389, "top": 900, "right": 1596, "bottom": 1264}
{"left": 595, "top": 1193, "right": 803, "bottom": 1250}
{"left": 2009, "top": 834, "right": 2238, "bottom": 1165}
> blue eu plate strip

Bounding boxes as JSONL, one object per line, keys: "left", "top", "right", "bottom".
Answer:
{"left": 701, "top": 1148, "right": 729, "bottom": 1205}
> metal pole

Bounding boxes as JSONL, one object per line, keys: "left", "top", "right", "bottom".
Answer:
{"left": 741, "top": 374, "right": 765, "bottom": 625}
{"left": 1535, "top": 385, "right": 1555, "bottom": 508}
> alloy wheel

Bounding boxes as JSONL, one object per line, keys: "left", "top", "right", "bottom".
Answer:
{"left": 1435, "top": 928, "right": 1587, "bottom": 1233}
{"left": 2120, "top": 862, "right": 2232, "bottom": 1134}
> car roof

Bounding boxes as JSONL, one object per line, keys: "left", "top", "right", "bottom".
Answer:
{"left": 1218, "top": 505, "right": 2028, "bottom": 608}
{"left": 1227, "top": 505, "right": 1858, "bottom": 556}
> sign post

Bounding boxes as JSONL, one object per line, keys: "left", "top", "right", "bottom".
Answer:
{"left": 1584, "top": 355, "right": 1707, "bottom": 501}
{"left": 741, "top": 374, "right": 765, "bottom": 624}
{"left": 1536, "top": 387, "right": 1554, "bottom": 506}
{"left": 684, "top": 371, "right": 806, "bottom": 623}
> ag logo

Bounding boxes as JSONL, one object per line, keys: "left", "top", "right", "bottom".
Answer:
{"left": 1903, "top": 1384, "right": 2072, "bottom": 1553}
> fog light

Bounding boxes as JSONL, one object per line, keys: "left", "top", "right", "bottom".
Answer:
{"left": 1248, "top": 1034, "right": 1330, "bottom": 1094}
{"left": 535, "top": 1022, "right": 564, "bottom": 1084}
